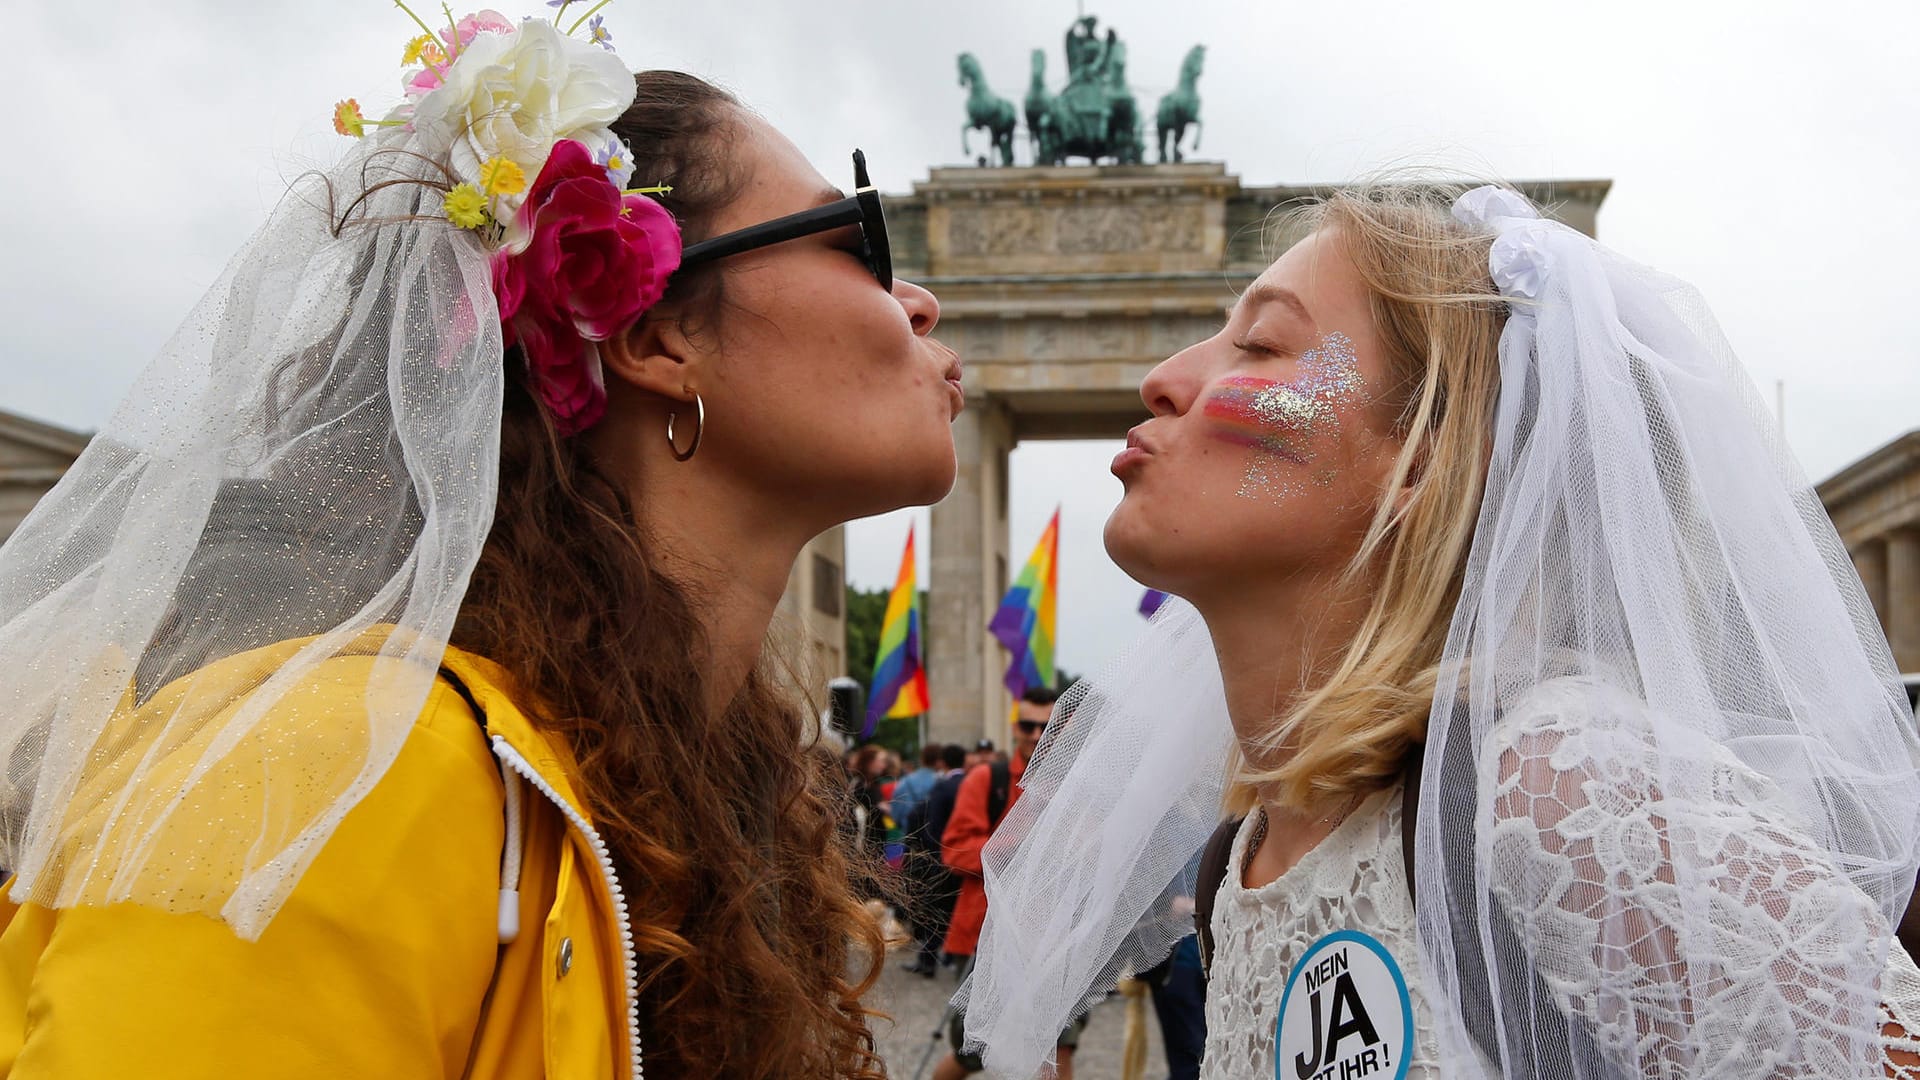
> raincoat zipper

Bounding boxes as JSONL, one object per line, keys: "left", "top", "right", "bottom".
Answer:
{"left": 490, "top": 735, "right": 644, "bottom": 1079}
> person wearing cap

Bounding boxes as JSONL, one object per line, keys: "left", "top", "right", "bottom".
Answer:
{"left": 966, "top": 738, "right": 996, "bottom": 769}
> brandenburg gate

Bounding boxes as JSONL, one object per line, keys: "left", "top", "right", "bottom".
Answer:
{"left": 887, "top": 162, "right": 1611, "bottom": 746}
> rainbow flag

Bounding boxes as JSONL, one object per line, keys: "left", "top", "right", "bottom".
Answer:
{"left": 866, "top": 525, "right": 929, "bottom": 733}
{"left": 990, "top": 508, "right": 1059, "bottom": 699}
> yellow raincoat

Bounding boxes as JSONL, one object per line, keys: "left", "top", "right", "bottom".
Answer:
{"left": 0, "top": 641, "right": 636, "bottom": 1079}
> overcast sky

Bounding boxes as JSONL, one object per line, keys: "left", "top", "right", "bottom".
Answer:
{"left": 5, "top": 0, "right": 1916, "bottom": 678}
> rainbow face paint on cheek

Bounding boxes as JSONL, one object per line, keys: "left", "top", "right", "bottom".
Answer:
{"left": 1199, "top": 331, "right": 1363, "bottom": 499}
{"left": 1204, "top": 378, "right": 1319, "bottom": 463}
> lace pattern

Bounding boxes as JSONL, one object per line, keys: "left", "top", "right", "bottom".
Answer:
{"left": 1201, "top": 785, "right": 1445, "bottom": 1079}
{"left": 1482, "top": 678, "right": 1920, "bottom": 1077}
{"left": 1198, "top": 678, "right": 1920, "bottom": 1079}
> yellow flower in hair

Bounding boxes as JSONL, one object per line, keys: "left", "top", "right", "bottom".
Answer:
{"left": 479, "top": 156, "right": 529, "bottom": 197}
{"left": 444, "top": 184, "right": 491, "bottom": 229}
{"left": 401, "top": 34, "right": 441, "bottom": 65}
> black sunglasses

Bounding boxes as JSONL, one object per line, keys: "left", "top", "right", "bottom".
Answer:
{"left": 677, "top": 149, "right": 892, "bottom": 290}
{"left": 1016, "top": 720, "right": 1048, "bottom": 734}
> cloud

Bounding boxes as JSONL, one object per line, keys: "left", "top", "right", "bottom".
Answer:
{"left": 7, "top": 0, "right": 1916, "bottom": 681}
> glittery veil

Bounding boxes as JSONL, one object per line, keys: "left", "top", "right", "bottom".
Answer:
{"left": 959, "top": 186, "right": 1920, "bottom": 1078}
{"left": 0, "top": 125, "right": 504, "bottom": 938}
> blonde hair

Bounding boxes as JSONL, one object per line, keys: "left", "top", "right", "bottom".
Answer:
{"left": 1226, "top": 183, "right": 1513, "bottom": 815}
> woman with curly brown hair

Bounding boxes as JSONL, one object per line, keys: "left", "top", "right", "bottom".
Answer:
{"left": 0, "top": 12, "right": 956, "bottom": 1079}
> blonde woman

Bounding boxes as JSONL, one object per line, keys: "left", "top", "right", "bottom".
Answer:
{"left": 955, "top": 184, "right": 1920, "bottom": 1079}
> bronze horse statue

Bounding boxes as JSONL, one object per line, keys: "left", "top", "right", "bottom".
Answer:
{"left": 1156, "top": 45, "right": 1205, "bottom": 163}
{"left": 957, "top": 52, "right": 1016, "bottom": 167}
{"left": 1024, "top": 49, "right": 1053, "bottom": 162}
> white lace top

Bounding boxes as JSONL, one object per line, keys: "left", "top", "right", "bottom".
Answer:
{"left": 1201, "top": 783, "right": 1444, "bottom": 1080}
{"left": 1202, "top": 682, "right": 1920, "bottom": 1079}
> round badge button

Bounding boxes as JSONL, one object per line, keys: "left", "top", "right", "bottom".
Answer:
{"left": 1274, "top": 930, "right": 1411, "bottom": 1080}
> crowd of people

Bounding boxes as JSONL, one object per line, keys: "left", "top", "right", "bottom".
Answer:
{"left": 845, "top": 685, "right": 1206, "bottom": 1080}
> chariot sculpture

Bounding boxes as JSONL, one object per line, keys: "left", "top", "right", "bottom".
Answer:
{"left": 957, "top": 15, "right": 1204, "bottom": 167}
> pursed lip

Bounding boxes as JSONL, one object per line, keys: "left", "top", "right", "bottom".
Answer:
{"left": 938, "top": 345, "right": 965, "bottom": 417}
{"left": 1111, "top": 425, "right": 1153, "bottom": 477}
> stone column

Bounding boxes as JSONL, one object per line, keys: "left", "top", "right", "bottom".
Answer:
{"left": 1856, "top": 540, "right": 1890, "bottom": 638}
{"left": 1886, "top": 530, "right": 1920, "bottom": 673}
{"left": 929, "top": 396, "right": 1014, "bottom": 748}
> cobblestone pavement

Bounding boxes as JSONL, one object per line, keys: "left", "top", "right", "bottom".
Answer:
{"left": 866, "top": 944, "right": 1167, "bottom": 1080}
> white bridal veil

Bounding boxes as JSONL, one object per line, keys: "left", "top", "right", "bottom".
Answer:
{"left": 959, "top": 186, "right": 1920, "bottom": 1078}
{"left": 0, "top": 125, "right": 504, "bottom": 938}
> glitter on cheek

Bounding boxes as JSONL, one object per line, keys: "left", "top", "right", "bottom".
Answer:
{"left": 1203, "top": 379, "right": 1317, "bottom": 464}
{"left": 1236, "top": 458, "right": 1304, "bottom": 501}
{"left": 1198, "top": 331, "right": 1365, "bottom": 502}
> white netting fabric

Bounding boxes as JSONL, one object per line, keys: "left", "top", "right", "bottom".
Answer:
{"left": 955, "top": 597, "right": 1237, "bottom": 1077}
{"left": 1415, "top": 187, "right": 1920, "bottom": 1077}
{"left": 0, "top": 124, "right": 504, "bottom": 939}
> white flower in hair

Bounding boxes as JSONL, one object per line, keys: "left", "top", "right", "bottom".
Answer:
{"left": 1451, "top": 184, "right": 1539, "bottom": 229}
{"left": 1488, "top": 224, "right": 1561, "bottom": 299}
{"left": 1451, "top": 185, "right": 1558, "bottom": 299}
{"left": 409, "top": 17, "right": 636, "bottom": 223}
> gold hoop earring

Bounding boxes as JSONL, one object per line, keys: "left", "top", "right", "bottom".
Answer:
{"left": 667, "top": 393, "right": 704, "bottom": 462}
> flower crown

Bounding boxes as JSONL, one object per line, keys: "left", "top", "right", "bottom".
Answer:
{"left": 334, "top": 2, "right": 682, "bottom": 434}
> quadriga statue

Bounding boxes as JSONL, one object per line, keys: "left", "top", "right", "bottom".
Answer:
{"left": 956, "top": 15, "right": 1201, "bottom": 168}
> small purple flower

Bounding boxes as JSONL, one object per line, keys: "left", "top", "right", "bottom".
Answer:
{"left": 595, "top": 137, "right": 635, "bottom": 189}
{"left": 545, "top": 0, "right": 569, "bottom": 7}
{"left": 588, "top": 14, "right": 613, "bottom": 50}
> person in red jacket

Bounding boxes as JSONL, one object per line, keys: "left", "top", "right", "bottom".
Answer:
{"left": 934, "top": 685, "right": 1085, "bottom": 1079}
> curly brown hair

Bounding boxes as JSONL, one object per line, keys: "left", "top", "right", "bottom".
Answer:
{"left": 451, "top": 71, "right": 888, "bottom": 1079}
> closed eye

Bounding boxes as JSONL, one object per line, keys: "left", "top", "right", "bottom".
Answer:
{"left": 1232, "top": 335, "right": 1290, "bottom": 359}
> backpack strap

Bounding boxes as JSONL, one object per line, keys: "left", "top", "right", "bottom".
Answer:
{"left": 987, "top": 759, "right": 1012, "bottom": 826}
{"left": 1193, "top": 815, "right": 1244, "bottom": 975}
{"left": 1196, "top": 746, "right": 1426, "bottom": 978}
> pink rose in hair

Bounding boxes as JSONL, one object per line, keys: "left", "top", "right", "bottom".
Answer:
{"left": 405, "top": 65, "right": 444, "bottom": 98}
{"left": 406, "top": 10, "right": 516, "bottom": 99}
{"left": 441, "top": 9, "right": 517, "bottom": 50}
{"left": 492, "top": 139, "right": 683, "bottom": 435}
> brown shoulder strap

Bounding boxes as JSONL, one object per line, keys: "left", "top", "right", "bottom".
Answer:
{"left": 1194, "top": 815, "right": 1244, "bottom": 975}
